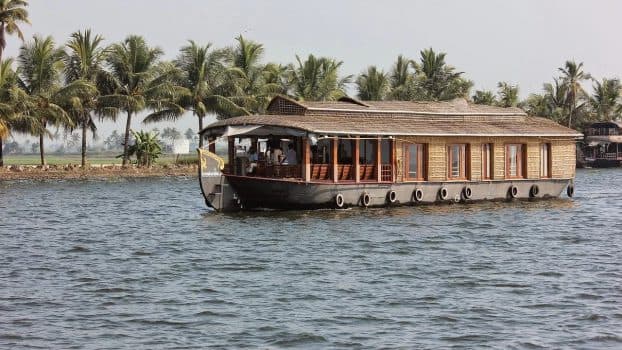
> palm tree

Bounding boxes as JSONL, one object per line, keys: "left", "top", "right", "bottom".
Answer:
{"left": 64, "top": 29, "right": 107, "bottom": 167}
{"left": 0, "top": 58, "right": 15, "bottom": 166}
{"left": 388, "top": 55, "right": 414, "bottom": 101}
{"left": 413, "top": 48, "right": 472, "bottom": 101}
{"left": 356, "top": 66, "right": 389, "bottom": 101}
{"left": 559, "top": 60, "right": 590, "bottom": 128}
{"left": 224, "top": 36, "right": 282, "bottom": 113}
{"left": 472, "top": 90, "right": 497, "bottom": 105}
{"left": 144, "top": 40, "right": 248, "bottom": 147}
{"left": 590, "top": 78, "right": 622, "bottom": 121}
{"left": 288, "top": 54, "right": 351, "bottom": 101}
{"left": 99, "top": 35, "right": 165, "bottom": 166}
{"left": 0, "top": 0, "right": 29, "bottom": 63}
{"left": 17, "top": 35, "right": 78, "bottom": 165}
{"left": 497, "top": 82, "right": 519, "bottom": 107}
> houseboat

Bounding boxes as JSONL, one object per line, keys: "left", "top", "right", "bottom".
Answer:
{"left": 197, "top": 95, "right": 582, "bottom": 211}
{"left": 582, "top": 121, "right": 622, "bottom": 167}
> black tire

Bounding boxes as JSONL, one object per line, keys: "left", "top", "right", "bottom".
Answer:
{"left": 413, "top": 188, "right": 424, "bottom": 202}
{"left": 529, "top": 184, "right": 540, "bottom": 198}
{"left": 509, "top": 185, "right": 518, "bottom": 198}
{"left": 387, "top": 190, "right": 397, "bottom": 203}
{"left": 567, "top": 184, "right": 574, "bottom": 197}
{"left": 439, "top": 187, "right": 449, "bottom": 200}
{"left": 361, "top": 192, "right": 371, "bottom": 207}
{"left": 462, "top": 186, "right": 472, "bottom": 200}
{"left": 335, "top": 193, "right": 345, "bottom": 208}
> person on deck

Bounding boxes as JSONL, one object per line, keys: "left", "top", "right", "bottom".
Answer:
{"left": 281, "top": 143, "right": 297, "bottom": 165}
{"left": 246, "top": 146, "right": 258, "bottom": 174}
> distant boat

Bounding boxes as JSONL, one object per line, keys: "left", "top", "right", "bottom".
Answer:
{"left": 197, "top": 96, "right": 581, "bottom": 211}
{"left": 581, "top": 121, "right": 622, "bottom": 168}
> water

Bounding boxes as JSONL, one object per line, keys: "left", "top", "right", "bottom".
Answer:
{"left": 0, "top": 170, "right": 621, "bottom": 349}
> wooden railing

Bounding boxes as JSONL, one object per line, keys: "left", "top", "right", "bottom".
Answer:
{"left": 337, "top": 164, "right": 353, "bottom": 181}
{"left": 360, "top": 164, "right": 376, "bottom": 181}
{"left": 602, "top": 152, "right": 622, "bottom": 159}
{"left": 310, "top": 164, "right": 331, "bottom": 180}
{"left": 381, "top": 164, "right": 393, "bottom": 182}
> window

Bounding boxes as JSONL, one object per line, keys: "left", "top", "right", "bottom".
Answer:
{"left": 337, "top": 139, "right": 354, "bottom": 164}
{"left": 540, "top": 143, "right": 551, "bottom": 178}
{"left": 505, "top": 144, "right": 525, "bottom": 178}
{"left": 482, "top": 143, "right": 493, "bottom": 180}
{"left": 311, "top": 139, "right": 332, "bottom": 164}
{"left": 447, "top": 144, "right": 468, "bottom": 179}
{"left": 359, "top": 139, "right": 377, "bottom": 164}
{"left": 405, "top": 143, "right": 426, "bottom": 180}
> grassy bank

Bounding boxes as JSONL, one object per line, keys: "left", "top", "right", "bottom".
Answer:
{"left": 2, "top": 153, "right": 199, "bottom": 166}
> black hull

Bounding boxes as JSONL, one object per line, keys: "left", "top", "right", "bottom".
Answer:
{"left": 220, "top": 175, "right": 572, "bottom": 211}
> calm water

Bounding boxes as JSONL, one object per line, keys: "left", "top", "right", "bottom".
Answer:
{"left": 0, "top": 169, "right": 621, "bottom": 349}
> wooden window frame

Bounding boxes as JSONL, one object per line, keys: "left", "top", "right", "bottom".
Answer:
{"left": 540, "top": 143, "right": 552, "bottom": 178}
{"left": 404, "top": 143, "right": 426, "bottom": 181}
{"left": 481, "top": 143, "right": 493, "bottom": 180}
{"left": 505, "top": 144, "right": 526, "bottom": 179}
{"left": 447, "top": 144, "right": 469, "bottom": 180}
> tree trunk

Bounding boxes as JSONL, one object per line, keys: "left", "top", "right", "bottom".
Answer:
{"left": 39, "top": 133, "right": 46, "bottom": 166}
{"left": 81, "top": 121, "right": 87, "bottom": 168}
{"left": 198, "top": 115, "right": 204, "bottom": 147}
{"left": 122, "top": 111, "right": 132, "bottom": 167}
{"left": 0, "top": 136, "right": 4, "bottom": 167}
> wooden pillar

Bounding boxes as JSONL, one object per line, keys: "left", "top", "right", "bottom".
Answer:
{"left": 353, "top": 137, "right": 360, "bottom": 183}
{"left": 332, "top": 137, "right": 339, "bottom": 183}
{"left": 302, "top": 137, "right": 311, "bottom": 182}
{"left": 208, "top": 137, "right": 216, "bottom": 153}
{"left": 390, "top": 138, "right": 396, "bottom": 182}
{"left": 228, "top": 137, "right": 235, "bottom": 174}
{"left": 376, "top": 137, "right": 382, "bottom": 182}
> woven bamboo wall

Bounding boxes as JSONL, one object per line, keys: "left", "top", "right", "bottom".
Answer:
{"left": 396, "top": 136, "right": 576, "bottom": 182}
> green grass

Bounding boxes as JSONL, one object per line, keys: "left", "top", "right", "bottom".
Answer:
{"left": 3, "top": 153, "right": 199, "bottom": 166}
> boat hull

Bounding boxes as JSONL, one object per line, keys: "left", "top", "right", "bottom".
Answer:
{"left": 212, "top": 175, "right": 572, "bottom": 211}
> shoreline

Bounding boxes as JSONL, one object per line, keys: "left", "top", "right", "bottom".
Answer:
{"left": 0, "top": 164, "right": 198, "bottom": 181}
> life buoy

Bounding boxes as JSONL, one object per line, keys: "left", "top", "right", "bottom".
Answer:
{"left": 387, "top": 190, "right": 397, "bottom": 203}
{"left": 412, "top": 188, "right": 424, "bottom": 202}
{"left": 509, "top": 185, "right": 519, "bottom": 198}
{"left": 335, "top": 193, "right": 345, "bottom": 208}
{"left": 530, "top": 184, "right": 540, "bottom": 198}
{"left": 439, "top": 187, "right": 449, "bottom": 200}
{"left": 361, "top": 192, "right": 371, "bottom": 207}
{"left": 567, "top": 184, "right": 574, "bottom": 197}
{"left": 462, "top": 186, "right": 473, "bottom": 200}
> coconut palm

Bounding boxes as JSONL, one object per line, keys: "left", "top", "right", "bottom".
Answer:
{"left": 356, "top": 66, "right": 389, "bottom": 101}
{"left": 497, "top": 82, "right": 519, "bottom": 107}
{"left": 224, "top": 36, "right": 282, "bottom": 113}
{"left": 64, "top": 29, "right": 107, "bottom": 167}
{"left": 17, "top": 35, "right": 82, "bottom": 165}
{"left": 590, "top": 78, "right": 622, "bottom": 121}
{"left": 144, "top": 40, "right": 248, "bottom": 146}
{"left": 413, "top": 48, "right": 472, "bottom": 101}
{"left": 472, "top": 90, "right": 497, "bottom": 105}
{"left": 0, "top": 0, "right": 29, "bottom": 63}
{"left": 288, "top": 54, "right": 351, "bottom": 101}
{"left": 0, "top": 58, "right": 15, "bottom": 166}
{"left": 559, "top": 60, "right": 590, "bottom": 128}
{"left": 388, "top": 55, "right": 415, "bottom": 101}
{"left": 99, "top": 35, "right": 165, "bottom": 166}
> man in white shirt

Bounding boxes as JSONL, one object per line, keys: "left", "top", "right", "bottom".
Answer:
{"left": 282, "top": 143, "right": 297, "bottom": 165}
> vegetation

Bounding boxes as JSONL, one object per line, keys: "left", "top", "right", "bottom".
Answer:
{"left": 120, "top": 130, "right": 161, "bottom": 167}
{"left": 0, "top": 2, "right": 620, "bottom": 169}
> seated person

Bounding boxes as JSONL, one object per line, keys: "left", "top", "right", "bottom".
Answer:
{"left": 271, "top": 146, "right": 283, "bottom": 165}
{"left": 246, "top": 146, "right": 258, "bottom": 174}
{"left": 281, "top": 143, "right": 297, "bottom": 165}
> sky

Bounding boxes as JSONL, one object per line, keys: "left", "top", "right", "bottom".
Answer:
{"left": 5, "top": 0, "right": 622, "bottom": 145}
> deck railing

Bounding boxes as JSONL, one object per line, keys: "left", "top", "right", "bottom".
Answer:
{"left": 381, "top": 164, "right": 393, "bottom": 182}
{"left": 602, "top": 152, "right": 622, "bottom": 160}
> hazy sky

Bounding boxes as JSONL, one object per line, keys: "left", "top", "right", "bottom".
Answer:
{"left": 6, "top": 0, "right": 622, "bottom": 143}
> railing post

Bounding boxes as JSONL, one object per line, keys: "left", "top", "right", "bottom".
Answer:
{"left": 332, "top": 137, "right": 339, "bottom": 183}
{"left": 302, "top": 137, "right": 311, "bottom": 182}
{"left": 376, "top": 137, "right": 382, "bottom": 182}
{"left": 227, "top": 137, "right": 235, "bottom": 174}
{"left": 354, "top": 137, "right": 360, "bottom": 183}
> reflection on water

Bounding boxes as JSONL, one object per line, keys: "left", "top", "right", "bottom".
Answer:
{"left": 0, "top": 169, "right": 621, "bottom": 349}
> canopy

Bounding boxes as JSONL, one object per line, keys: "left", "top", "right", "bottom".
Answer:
{"left": 218, "top": 125, "right": 307, "bottom": 138}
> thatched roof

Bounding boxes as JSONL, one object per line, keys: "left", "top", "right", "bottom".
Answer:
{"left": 200, "top": 96, "right": 582, "bottom": 138}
